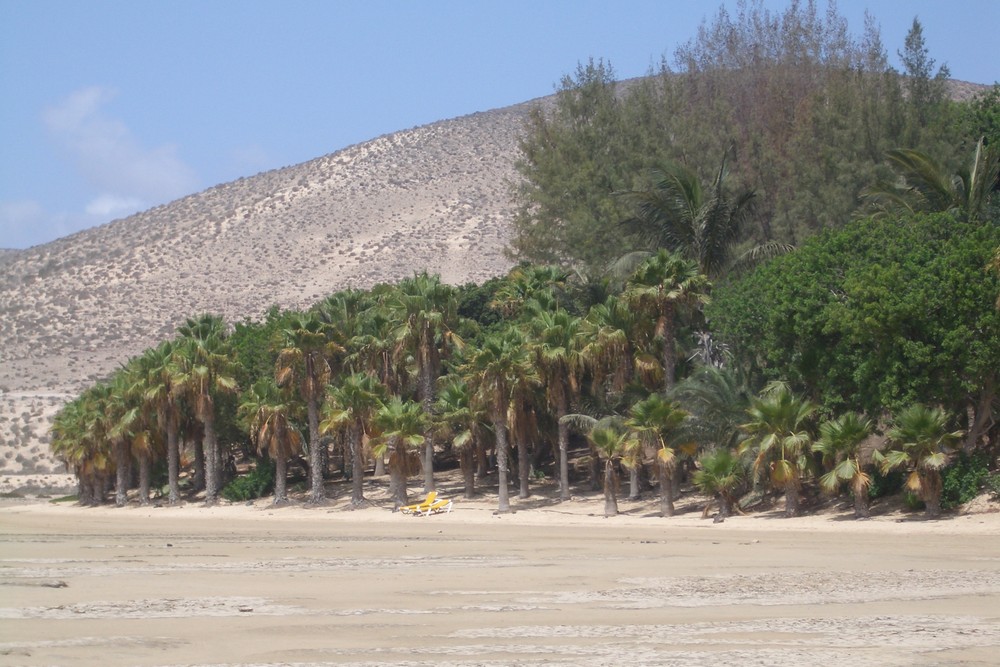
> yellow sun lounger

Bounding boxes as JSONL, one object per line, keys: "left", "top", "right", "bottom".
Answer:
{"left": 399, "top": 491, "right": 437, "bottom": 515}
{"left": 420, "top": 498, "right": 453, "bottom": 516}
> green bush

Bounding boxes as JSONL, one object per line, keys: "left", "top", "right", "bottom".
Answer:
{"left": 941, "top": 452, "right": 990, "bottom": 509}
{"left": 868, "top": 468, "right": 904, "bottom": 500}
{"left": 221, "top": 460, "right": 275, "bottom": 502}
{"left": 903, "top": 491, "right": 925, "bottom": 511}
{"left": 985, "top": 473, "right": 1000, "bottom": 500}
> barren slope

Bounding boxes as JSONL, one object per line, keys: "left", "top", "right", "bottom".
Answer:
{"left": 0, "top": 102, "right": 535, "bottom": 486}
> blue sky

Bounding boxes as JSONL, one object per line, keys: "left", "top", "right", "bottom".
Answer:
{"left": 2, "top": 0, "right": 998, "bottom": 250}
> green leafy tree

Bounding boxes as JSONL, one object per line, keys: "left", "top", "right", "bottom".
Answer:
{"left": 711, "top": 212, "right": 1000, "bottom": 448}
{"left": 875, "top": 404, "right": 963, "bottom": 518}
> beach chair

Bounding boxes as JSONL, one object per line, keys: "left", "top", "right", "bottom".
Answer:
{"left": 398, "top": 491, "right": 436, "bottom": 515}
{"left": 420, "top": 497, "right": 453, "bottom": 516}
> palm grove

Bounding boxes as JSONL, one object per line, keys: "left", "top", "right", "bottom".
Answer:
{"left": 52, "top": 2, "right": 1000, "bottom": 519}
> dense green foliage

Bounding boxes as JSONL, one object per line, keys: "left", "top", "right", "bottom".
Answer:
{"left": 221, "top": 459, "right": 275, "bottom": 502}
{"left": 941, "top": 452, "right": 991, "bottom": 510}
{"left": 510, "top": 2, "right": 975, "bottom": 272}
{"left": 709, "top": 212, "right": 1000, "bottom": 424}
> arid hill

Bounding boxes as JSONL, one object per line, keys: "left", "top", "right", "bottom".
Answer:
{"left": 0, "top": 100, "right": 541, "bottom": 490}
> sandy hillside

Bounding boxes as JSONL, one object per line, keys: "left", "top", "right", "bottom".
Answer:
{"left": 2, "top": 477, "right": 1000, "bottom": 667}
{"left": 0, "top": 100, "right": 540, "bottom": 486}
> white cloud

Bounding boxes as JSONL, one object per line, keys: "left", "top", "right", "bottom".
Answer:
{"left": 0, "top": 199, "right": 97, "bottom": 249}
{"left": 43, "top": 86, "right": 198, "bottom": 209}
{"left": 84, "top": 194, "right": 145, "bottom": 218}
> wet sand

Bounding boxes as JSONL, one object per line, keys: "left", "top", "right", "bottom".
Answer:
{"left": 2, "top": 495, "right": 1000, "bottom": 666}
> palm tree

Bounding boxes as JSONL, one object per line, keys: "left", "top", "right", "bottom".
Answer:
{"left": 104, "top": 371, "right": 138, "bottom": 507}
{"left": 240, "top": 379, "right": 303, "bottom": 505}
{"left": 813, "top": 413, "right": 875, "bottom": 518}
{"left": 174, "top": 314, "right": 238, "bottom": 505}
{"left": 860, "top": 137, "right": 999, "bottom": 223}
{"left": 621, "top": 151, "right": 759, "bottom": 278}
{"left": 276, "top": 312, "right": 343, "bottom": 504}
{"left": 874, "top": 404, "right": 963, "bottom": 518}
{"left": 388, "top": 272, "right": 462, "bottom": 493}
{"left": 670, "top": 364, "right": 751, "bottom": 452}
{"left": 625, "top": 250, "right": 711, "bottom": 392}
{"left": 692, "top": 448, "right": 746, "bottom": 520}
{"left": 435, "top": 377, "right": 487, "bottom": 499}
{"left": 117, "top": 355, "right": 161, "bottom": 505}
{"left": 625, "top": 393, "right": 689, "bottom": 517}
{"left": 490, "top": 264, "right": 570, "bottom": 318}
{"left": 460, "top": 327, "right": 540, "bottom": 513}
{"left": 739, "top": 382, "right": 816, "bottom": 517}
{"left": 51, "top": 391, "right": 107, "bottom": 505}
{"left": 142, "top": 340, "right": 185, "bottom": 504}
{"left": 524, "top": 307, "right": 586, "bottom": 500}
{"left": 321, "top": 372, "right": 387, "bottom": 505}
{"left": 588, "top": 425, "right": 639, "bottom": 517}
{"left": 372, "top": 396, "right": 428, "bottom": 509}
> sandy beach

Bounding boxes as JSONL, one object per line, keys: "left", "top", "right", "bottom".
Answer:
{"left": 2, "top": 484, "right": 1000, "bottom": 667}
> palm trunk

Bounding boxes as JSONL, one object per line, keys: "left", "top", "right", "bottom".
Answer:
{"left": 588, "top": 442, "right": 601, "bottom": 491}
{"left": 853, "top": 489, "right": 870, "bottom": 519}
{"left": 964, "top": 378, "right": 994, "bottom": 452}
{"left": 374, "top": 453, "right": 385, "bottom": 476}
{"left": 604, "top": 461, "right": 619, "bottom": 517}
{"left": 658, "top": 463, "right": 675, "bottom": 517}
{"left": 114, "top": 440, "right": 129, "bottom": 507}
{"left": 461, "top": 445, "right": 476, "bottom": 498}
{"left": 629, "top": 467, "right": 640, "bottom": 501}
{"left": 167, "top": 412, "right": 180, "bottom": 505}
{"left": 719, "top": 493, "right": 733, "bottom": 518}
{"left": 419, "top": 342, "right": 436, "bottom": 493}
{"left": 307, "top": 394, "right": 325, "bottom": 504}
{"left": 517, "top": 435, "right": 530, "bottom": 499}
{"left": 557, "top": 393, "right": 570, "bottom": 501}
{"left": 203, "top": 408, "right": 219, "bottom": 506}
{"left": 274, "top": 455, "right": 288, "bottom": 504}
{"left": 391, "top": 441, "right": 408, "bottom": 509}
{"left": 476, "top": 442, "right": 489, "bottom": 479}
{"left": 495, "top": 415, "right": 512, "bottom": 513}
{"left": 350, "top": 422, "right": 365, "bottom": 505}
{"left": 924, "top": 471, "right": 943, "bottom": 518}
{"left": 662, "top": 302, "right": 677, "bottom": 392}
{"left": 138, "top": 451, "right": 151, "bottom": 506}
{"left": 784, "top": 483, "right": 800, "bottom": 517}
{"left": 193, "top": 438, "right": 205, "bottom": 492}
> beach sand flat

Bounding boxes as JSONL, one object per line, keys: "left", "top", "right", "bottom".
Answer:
{"left": 2, "top": 493, "right": 999, "bottom": 667}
